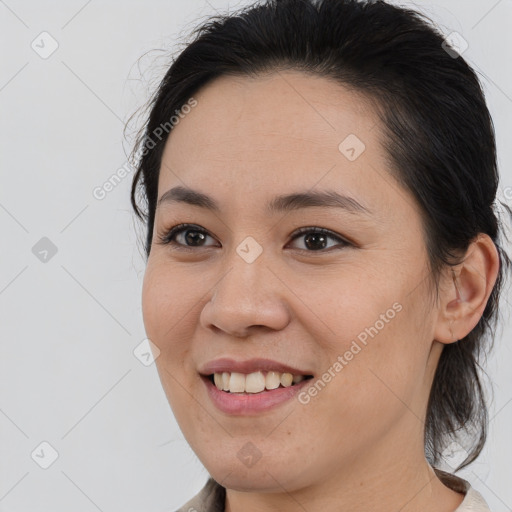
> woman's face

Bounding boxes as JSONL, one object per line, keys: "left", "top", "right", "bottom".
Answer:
{"left": 142, "top": 71, "right": 446, "bottom": 492}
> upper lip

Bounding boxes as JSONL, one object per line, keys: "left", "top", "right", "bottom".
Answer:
{"left": 199, "top": 358, "right": 313, "bottom": 376}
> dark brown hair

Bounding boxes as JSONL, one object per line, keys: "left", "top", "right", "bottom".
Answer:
{"left": 129, "top": 0, "right": 511, "bottom": 470}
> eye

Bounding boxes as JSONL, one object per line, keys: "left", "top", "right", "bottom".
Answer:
{"left": 287, "top": 226, "right": 351, "bottom": 252}
{"left": 156, "top": 223, "right": 219, "bottom": 250}
{"left": 156, "top": 223, "right": 352, "bottom": 253}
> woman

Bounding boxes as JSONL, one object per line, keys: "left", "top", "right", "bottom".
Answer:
{"left": 129, "top": 0, "right": 511, "bottom": 510}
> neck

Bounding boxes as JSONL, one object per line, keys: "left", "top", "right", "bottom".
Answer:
{"left": 224, "top": 428, "right": 464, "bottom": 512}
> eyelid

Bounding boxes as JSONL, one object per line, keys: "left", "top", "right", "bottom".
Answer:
{"left": 156, "top": 223, "right": 218, "bottom": 250}
{"left": 289, "top": 226, "right": 352, "bottom": 249}
{"left": 156, "top": 223, "right": 352, "bottom": 252}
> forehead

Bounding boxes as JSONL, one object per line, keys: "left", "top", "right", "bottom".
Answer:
{"left": 158, "top": 70, "right": 411, "bottom": 220}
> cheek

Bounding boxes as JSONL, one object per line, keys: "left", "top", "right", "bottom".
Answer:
{"left": 294, "top": 264, "right": 428, "bottom": 411}
{"left": 141, "top": 262, "right": 194, "bottom": 360}
{"left": 294, "top": 314, "right": 423, "bottom": 462}
{"left": 287, "top": 262, "right": 400, "bottom": 351}
{"left": 141, "top": 263, "right": 200, "bottom": 416}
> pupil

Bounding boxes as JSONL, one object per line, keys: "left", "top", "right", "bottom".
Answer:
{"left": 305, "top": 233, "right": 326, "bottom": 250}
{"left": 185, "top": 230, "right": 205, "bottom": 246}
{"left": 183, "top": 231, "right": 327, "bottom": 249}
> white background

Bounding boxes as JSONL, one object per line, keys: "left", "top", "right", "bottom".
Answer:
{"left": 0, "top": 1, "right": 511, "bottom": 510}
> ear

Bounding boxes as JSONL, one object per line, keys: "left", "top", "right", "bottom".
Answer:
{"left": 434, "top": 234, "right": 500, "bottom": 344}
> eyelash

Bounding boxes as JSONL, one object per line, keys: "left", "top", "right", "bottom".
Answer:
{"left": 156, "top": 223, "right": 352, "bottom": 253}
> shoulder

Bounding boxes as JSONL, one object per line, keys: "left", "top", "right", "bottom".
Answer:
{"left": 174, "top": 471, "right": 491, "bottom": 512}
{"left": 434, "top": 468, "right": 492, "bottom": 512}
{"left": 174, "top": 478, "right": 225, "bottom": 512}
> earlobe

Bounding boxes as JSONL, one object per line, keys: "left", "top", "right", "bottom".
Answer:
{"left": 434, "top": 234, "right": 500, "bottom": 345}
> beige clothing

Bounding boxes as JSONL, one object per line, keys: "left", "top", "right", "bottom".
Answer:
{"left": 175, "top": 468, "right": 491, "bottom": 512}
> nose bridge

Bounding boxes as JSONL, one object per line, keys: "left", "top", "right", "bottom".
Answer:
{"left": 201, "top": 239, "right": 290, "bottom": 335}
{"left": 215, "top": 237, "right": 269, "bottom": 306}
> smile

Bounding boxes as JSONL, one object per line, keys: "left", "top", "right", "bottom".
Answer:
{"left": 201, "top": 373, "right": 314, "bottom": 415}
{"left": 210, "top": 370, "right": 313, "bottom": 394}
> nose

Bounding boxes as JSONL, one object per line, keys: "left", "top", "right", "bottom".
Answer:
{"left": 199, "top": 253, "right": 291, "bottom": 338}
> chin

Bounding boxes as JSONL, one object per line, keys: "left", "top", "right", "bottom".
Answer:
{"left": 199, "top": 450, "right": 311, "bottom": 493}
{"left": 210, "top": 468, "right": 290, "bottom": 493}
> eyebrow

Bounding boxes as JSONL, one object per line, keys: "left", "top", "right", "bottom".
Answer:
{"left": 157, "top": 185, "right": 372, "bottom": 216}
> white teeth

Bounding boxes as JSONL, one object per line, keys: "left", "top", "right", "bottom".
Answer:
{"left": 245, "top": 371, "right": 266, "bottom": 393}
{"left": 221, "top": 372, "right": 230, "bottom": 391}
{"left": 229, "top": 372, "right": 245, "bottom": 393}
{"left": 212, "top": 370, "right": 308, "bottom": 393}
{"left": 265, "top": 371, "right": 281, "bottom": 390}
{"left": 280, "top": 373, "right": 293, "bottom": 387}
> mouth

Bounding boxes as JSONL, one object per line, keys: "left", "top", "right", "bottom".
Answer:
{"left": 205, "top": 371, "right": 314, "bottom": 394}
{"left": 198, "top": 358, "right": 315, "bottom": 414}
{"left": 201, "top": 371, "right": 315, "bottom": 415}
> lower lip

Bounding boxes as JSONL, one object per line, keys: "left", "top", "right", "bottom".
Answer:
{"left": 201, "top": 375, "right": 312, "bottom": 415}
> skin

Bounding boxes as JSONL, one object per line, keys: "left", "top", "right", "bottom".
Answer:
{"left": 141, "top": 70, "right": 500, "bottom": 512}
